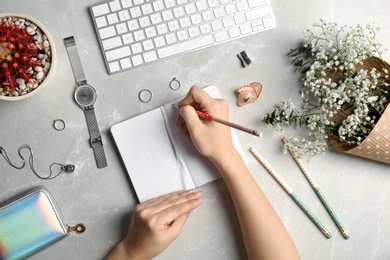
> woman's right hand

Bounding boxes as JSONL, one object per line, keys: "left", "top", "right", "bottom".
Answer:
{"left": 176, "top": 86, "right": 238, "bottom": 165}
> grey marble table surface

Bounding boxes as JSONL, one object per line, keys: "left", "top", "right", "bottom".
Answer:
{"left": 1, "top": 0, "right": 390, "bottom": 259}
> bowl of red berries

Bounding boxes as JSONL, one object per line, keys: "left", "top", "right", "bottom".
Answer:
{"left": 0, "top": 13, "right": 55, "bottom": 100}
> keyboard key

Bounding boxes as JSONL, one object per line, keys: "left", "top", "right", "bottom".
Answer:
{"left": 236, "top": 1, "right": 249, "bottom": 11}
{"left": 109, "top": 0, "right": 121, "bottom": 11}
{"left": 153, "top": 0, "right": 164, "bottom": 11}
{"left": 121, "top": 0, "right": 132, "bottom": 8}
{"left": 200, "top": 23, "right": 211, "bottom": 34}
{"left": 130, "top": 6, "right": 142, "bottom": 18}
{"left": 157, "top": 23, "right": 168, "bottom": 35}
{"left": 214, "top": 30, "right": 229, "bottom": 42}
{"left": 225, "top": 4, "right": 237, "bottom": 15}
{"left": 145, "top": 27, "right": 157, "bottom": 38}
{"left": 139, "top": 16, "right": 151, "bottom": 27}
{"left": 211, "top": 20, "right": 223, "bottom": 31}
{"left": 234, "top": 13, "right": 246, "bottom": 24}
{"left": 228, "top": 27, "right": 240, "bottom": 38}
{"left": 107, "top": 13, "right": 119, "bottom": 24}
{"left": 179, "top": 17, "right": 191, "bottom": 28}
{"left": 92, "top": 3, "right": 110, "bottom": 17}
{"left": 143, "top": 51, "right": 158, "bottom": 62}
{"left": 106, "top": 46, "right": 131, "bottom": 61}
{"left": 263, "top": 17, "right": 275, "bottom": 28}
{"left": 162, "top": 10, "right": 174, "bottom": 21}
{"left": 116, "top": 23, "right": 128, "bottom": 34}
{"left": 99, "top": 26, "right": 117, "bottom": 39}
{"left": 214, "top": 7, "right": 225, "bottom": 18}
{"left": 222, "top": 17, "right": 234, "bottom": 28}
{"left": 142, "top": 39, "right": 154, "bottom": 50}
{"left": 239, "top": 24, "right": 251, "bottom": 35}
{"left": 164, "top": 0, "right": 175, "bottom": 8}
{"left": 134, "top": 30, "right": 146, "bottom": 41}
{"left": 150, "top": 13, "right": 163, "bottom": 24}
{"left": 245, "top": 6, "right": 270, "bottom": 21}
{"left": 120, "top": 58, "right": 132, "bottom": 69}
{"left": 127, "top": 20, "right": 139, "bottom": 31}
{"left": 102, "top": 36, "right": 122, "bottom": 50}
{"left": 158, "top": 34, "right": 214, "bottom": 58}
{"left": 173, "top": 6, "right": 185, "bottom": 18}
{"left": 95, "top": 16, "right": 107, "bottom": 28}
{"left": 202, "top": 11, "right": 213, "bottom": 22}
{"left": 248, "top": 0, "right": 265, "bottom": 8}
{"left": 118, "top": 10, "right": 130, "bottom": 21}
{"left": 131, "top": 42, "right": 143, "bottom": 54}
{"left": 109, "top": 61, "right": 121, "bottom": 72}
{"left": 208, "top": 0, "right": 219, "bottom": 8}
{"left": 185, "top": 3, "right": 196, "bottom": 14}
{"left": 141, "top": 3, "right": 153, "bottom": 15}
{"left": 131, "top": 55, "right": 143, "bottom": 66}
{"left": 251, "top": 20, "right": 264, "bottom": 31}
{"left": 191, "top": 14, "right": 202, "bottom": 25}
{"left": 154, "top": 36, "right": 166, "bottom": 47}
{"left": 165, "top": 33, "right": 177, "bottom": 44}
{"left": 177, "top": 30, "right": 189, "bottom": 41}
{"left": 188, "top": 26, "right": 200, "bottom": 37}
{"left": 122, "top": 33, "right": 134, "bottom": 44}
{"left": 196, "top": 0, "right": 208, "bottom": 11}
{"left": 168, "top": 20, "right": 180, "bottom": 31}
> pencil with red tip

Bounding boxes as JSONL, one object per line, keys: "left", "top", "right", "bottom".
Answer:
{"left": 195, "top": 110, "right": 262, "bottom": 137}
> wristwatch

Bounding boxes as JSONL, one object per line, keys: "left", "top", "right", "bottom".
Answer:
{"left": 64, "top": 36, "right": 107, "bottom": 169}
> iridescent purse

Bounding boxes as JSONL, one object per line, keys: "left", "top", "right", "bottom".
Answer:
{"left": 0, "top": 188, "right": 85, "bottom": 260}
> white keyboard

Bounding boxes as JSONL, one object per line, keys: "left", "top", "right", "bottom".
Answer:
{"left": 90, "top": 0, "right": 276, "bottom": 74}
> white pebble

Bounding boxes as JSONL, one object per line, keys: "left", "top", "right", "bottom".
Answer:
{"left": 34, "top": 66, "right": 43, "bottom": 72}
{"left": 36, "top": 71, "right": 44, "bottom": 80}
{"left": 26, "top": 27, "right": 35, "bottom": 35}
{"left": 19, "top": 84, "right": 26, "bottom": 90}
{"left": 42, "top": 40, "right": 50, "bottom": 48}
{"left": 15, "top": 78, "right": 25, "bottom": 85}
{"left": 44, "top": 62, "right": 51, "bottom": 70}
{"left": 29, "top": 23, "right": 37, "bottom": 30}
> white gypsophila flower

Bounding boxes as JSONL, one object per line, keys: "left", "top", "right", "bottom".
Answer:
{"left": 263, "top": 20, "right": 390, "bottom": 158}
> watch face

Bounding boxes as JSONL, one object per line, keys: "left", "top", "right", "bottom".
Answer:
{"left": 75, "top": 85, "right": 96, "bottom": 107}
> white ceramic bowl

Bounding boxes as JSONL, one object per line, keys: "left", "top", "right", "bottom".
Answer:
{"left": 0, "top": 12, "right": 56, "bottom": 101}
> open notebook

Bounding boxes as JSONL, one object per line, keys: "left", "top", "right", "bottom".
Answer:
{"left": 111, "top": 86, "right": 246, "bottom": 202}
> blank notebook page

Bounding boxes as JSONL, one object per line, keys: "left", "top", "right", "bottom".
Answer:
{"left": 111, "top": 108, "right": 195, "bottom": 202}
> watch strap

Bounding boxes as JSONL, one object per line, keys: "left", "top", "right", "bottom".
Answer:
{"left": 64, "top": 36, "right": 87, "bottom": 84}
{"left": 84, "top": 108, "right": 107, "bottom": 169}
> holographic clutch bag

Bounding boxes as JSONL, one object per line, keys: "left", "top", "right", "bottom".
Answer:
{"left": 0, "top": 188, "right": 85, "bottom": 260}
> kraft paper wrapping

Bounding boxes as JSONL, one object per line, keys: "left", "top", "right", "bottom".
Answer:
{"left": 331, "top": 104, "right": 390, "bottom": 164}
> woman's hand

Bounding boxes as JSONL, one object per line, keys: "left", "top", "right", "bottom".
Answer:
{"left": 176, "top": 85, "right": 237, "bottom": 164}
{"left": 106, "top": 190, "right": 203, "bottom": 260}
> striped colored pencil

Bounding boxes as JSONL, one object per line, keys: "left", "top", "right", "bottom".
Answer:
{"left": 282, "top": 138, "right": 350, "bottom": 239}
{"left": 249, "top": 147, "right": 332, "bottom": 239}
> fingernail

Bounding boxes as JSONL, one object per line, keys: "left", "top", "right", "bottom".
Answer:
{"left": 193, "top": 191, "right": 202, "bottom": 197}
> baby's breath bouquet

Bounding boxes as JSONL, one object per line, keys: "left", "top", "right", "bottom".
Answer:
{"left": 263, "top": 20, "right": 390, "bottom": 163}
